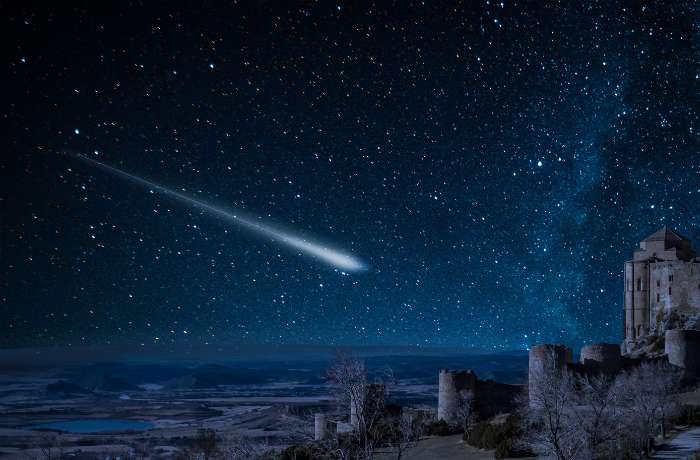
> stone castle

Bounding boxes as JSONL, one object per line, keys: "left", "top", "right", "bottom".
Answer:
{"left": 317, "top": 227, "right": 700, "bottom": 439}
{"left": 441, "top": 227, "right": 700, "bottom": 418}
{"left": 623, "top": 227, "right": 700, "bottom": 349}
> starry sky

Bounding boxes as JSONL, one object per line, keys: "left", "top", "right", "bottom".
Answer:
{"left": 2, "top": 1, "right": 699, "bottom": 351}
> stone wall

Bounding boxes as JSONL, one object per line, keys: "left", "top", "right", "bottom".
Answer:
{"left": 580, "top": 343, "right": 621, "bottom": 374}
{"left": 665, "top": 329, "right": 700, "bottom": 373}
{"left": 437, "top": 368, "right": 519, "bottom": 424}
{"left": 650, "top": 262, "right": 700, "bottom": 334}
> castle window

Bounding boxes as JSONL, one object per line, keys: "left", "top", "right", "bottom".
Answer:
{"left": 669, "top": 274, "right": 673, "bottom": 282}
{"left": 637, "top": 278, "right": 642, "bottom": 291}
{"left": 657, "top": 280, "right": 660, "bottom": 288}
{"left": 657, "top": 293, "right": 660, "bottom": 302}
{"left": 669, "top": 286, "right": 672, "bottom": 295}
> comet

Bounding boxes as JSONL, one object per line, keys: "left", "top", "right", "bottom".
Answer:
{"left": 71, "top": 153, "right": 367, "bottom": 272}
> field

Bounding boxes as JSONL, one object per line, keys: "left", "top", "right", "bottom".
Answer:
{"left": 0, "top": 349, "right": 528, "bottom": 457}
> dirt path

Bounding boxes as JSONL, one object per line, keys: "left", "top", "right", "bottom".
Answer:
{"left": 652, "top": 426, "right": 700, "bottom": 459}
{"left": 374, "top": 434, "right": 500, "bottom": 460}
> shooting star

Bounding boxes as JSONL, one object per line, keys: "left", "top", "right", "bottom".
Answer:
{"left": 71, "top": 152, "right": 367, "bottom": 272}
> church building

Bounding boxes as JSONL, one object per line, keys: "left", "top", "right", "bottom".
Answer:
{"left": 624, "top": 227, "right": 700, "bottom": 347}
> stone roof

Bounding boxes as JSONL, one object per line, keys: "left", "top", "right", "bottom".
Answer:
{"left": 642, "top": 227, "right": 689, "bottom": 243}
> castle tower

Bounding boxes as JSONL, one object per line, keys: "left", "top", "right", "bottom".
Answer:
{"left": 623, "top": 228, "right": 700, "bottom": 348}
{"left": 437, "top": 369, "right": 477, "bottom": 424}
{"left": 314, "top": 413, "right": 337, "bottom": 441}
{"left": 624, "top": 259, "right": 650, "bottom": 341}
{"left": 528, "top": 344, "right": 571, "bottom": 406}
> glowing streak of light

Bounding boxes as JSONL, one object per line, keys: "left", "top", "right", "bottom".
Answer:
{"left": 73, "top": 153, "right": 367, "bottom": 272}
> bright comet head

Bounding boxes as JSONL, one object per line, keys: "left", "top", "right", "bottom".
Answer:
{"left": 72, "top": 153, "right": 368, "bottom": 272}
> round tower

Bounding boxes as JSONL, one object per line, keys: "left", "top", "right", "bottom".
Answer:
{"left": 580, "top": 343, "right": 621, "bottom": 374}
{"left": 624, "top": 261, "right": 651, "bottom": 342}
{"left": 437, "top": 369, "right": 476, "bottom": 424}
{"left": 528, "top": 344, "right": 571, "bottom": 406}
{"left": 665, "top": 330, "right": 700, "bottom": 373}
{"left": 314, "top": 413, "right": 336, "bottom": 440}
{"left": 314, "top": 413, "right": 327, "bottom": 441}
{"left": 437, "top": 370, "right": 458, "bottom": 424}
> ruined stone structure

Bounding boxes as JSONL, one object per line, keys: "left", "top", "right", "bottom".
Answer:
{"left": 437, "top": 369, "right": 477, "bottom": 424}
{"left": 624, "top": 228, "right": 700, "bottom": 348}
{"left": 314, "top": 413, "right": 337, "bottom": 441}
{"left": 437, "top": 369, "right": 520, "bottom": 423}
{"left": 580, "top": 343, "right": 621, "bottom": 375}
{"left": 665, "top": 329, "right": 700, "bottom": 373}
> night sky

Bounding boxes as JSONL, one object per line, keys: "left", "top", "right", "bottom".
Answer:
{"left": 2, "top": 1, "right": 699, "bottom": 351}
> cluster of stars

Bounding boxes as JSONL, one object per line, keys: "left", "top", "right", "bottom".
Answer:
{"left": 2, "top": 1, "right": 699, "bottom": 351}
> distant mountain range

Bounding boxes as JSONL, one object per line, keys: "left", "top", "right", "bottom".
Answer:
{"left": 39, "top": 351, "right": 528, "bottom": 396}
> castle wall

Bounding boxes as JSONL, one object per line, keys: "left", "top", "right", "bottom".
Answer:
{"left": 580, "top": 343, "right": 621, "bottom": 374}
{"left": 437, "top": 369, "right": 519, "bottom": 423}
{"left": 473, "top": 379, "right": 521, "bottom": 420}
{"left": 650, "top": 262, "right": 700, "bottom": 334}
{"left": 665, "top": 329, "right": 700, "bottom": 372}
{"left": 625, "top": 258, "right": 700, "bottom": 342}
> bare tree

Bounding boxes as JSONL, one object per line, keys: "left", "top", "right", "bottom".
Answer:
{"left": 520, "top": 352, "right": 684, "bottom": 460}
{"left": 390, "top": 412, "right": 422, "bottom": 460}
{"left": 326, "top": 350, "right": 391, "bottom": 460}
{"left": 573, "top": 374, "right": 623, "bottom": 459}
{"left": 520, "top": 349, "right": 582, "bottom": 460}
{"left": 454, "top": 389, "right": 475, "bottom": 435}
{"left": 648, "top": 362, "right": 682, "bottom": 439}
{"left": 615, "top": 361, "right": 682, "bottom": 457}
{"left": 26, "top": 433, "right": 64, "bottom": 460}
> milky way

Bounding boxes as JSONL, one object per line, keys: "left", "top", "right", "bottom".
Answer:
{"left": 2, "top": 2, "right": 698, "bottom": 350}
